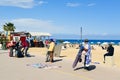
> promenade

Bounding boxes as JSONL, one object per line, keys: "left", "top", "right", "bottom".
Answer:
{"left": 0, "top": 48, "right": 120, "bottom": 80}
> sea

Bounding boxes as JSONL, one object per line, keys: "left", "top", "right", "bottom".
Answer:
{"left": 56, "top": 39, "right": 120, "bottom": 45}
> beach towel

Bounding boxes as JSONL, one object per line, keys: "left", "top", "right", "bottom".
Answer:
{"left": 26, "top": 63, "right": 62, "bottom": 69}
{"left": 84, "top": 43, "right": 91, "bottom": 66}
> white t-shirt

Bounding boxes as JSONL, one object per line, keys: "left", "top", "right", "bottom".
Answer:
{"left": 82, "top": 42, "right": 89, "bottom": 55}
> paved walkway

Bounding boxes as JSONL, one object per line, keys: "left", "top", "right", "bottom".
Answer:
{"left": 0, "top": 49, "right": 9, "bottom": 53}
{"left": 0, "top": 49, "right": 120, "bottom": 80}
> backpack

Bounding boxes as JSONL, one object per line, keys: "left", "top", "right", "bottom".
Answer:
{"left": 15, "top": 50, "right": 24, "bottom": 58}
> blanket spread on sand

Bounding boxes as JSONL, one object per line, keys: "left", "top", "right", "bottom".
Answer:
{"left": 26, "top": 63, "right": 62, "bottom": 69}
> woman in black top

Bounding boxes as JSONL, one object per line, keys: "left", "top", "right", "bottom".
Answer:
{"left": 103, "top": 43, "right": 114, "bottom": 63}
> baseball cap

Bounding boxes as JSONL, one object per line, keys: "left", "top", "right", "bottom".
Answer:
{"left": 50, "top": 39, "right": 54, "bottom": 42}
{"left": 84, "top": 39, "right": 89, "bottom": 42}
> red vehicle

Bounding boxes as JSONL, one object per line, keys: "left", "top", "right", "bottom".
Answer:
{"left": 7, "top": 32, "right": 29, "bottom": 47}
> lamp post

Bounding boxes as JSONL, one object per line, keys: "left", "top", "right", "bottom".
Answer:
{"left": 80, "top": 27, "right": 82, "bottom": 45}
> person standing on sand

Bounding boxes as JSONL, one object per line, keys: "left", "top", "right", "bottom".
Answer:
{"left": 45, "top": 40, "right": 50, "bottom": 62}
{"left": 7, "top": 40, "right": 15, "bottom": 57}
{"left": 81, "top": 39, "right": 91, "bottom": 70}
{"left": 72, "top": 39, "right": 91, "bottom": 70}
{"left": 22, "top": 40, "right": 30, "bottom": 57}
{"left": 45, "top": 39, "right": 55, "bottom": 63}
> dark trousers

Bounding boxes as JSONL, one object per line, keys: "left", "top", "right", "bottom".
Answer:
{"left": 46, "top": 51, "right": 50, "bottom": 62}
{"left": 24, "top": 47, "right": 29, "bottom": 56}
{"left": 104, "top": 53, "right": 113, "bottom": 62}
{"left": 9, "top": 47, "right": 14, "bottom": 57}
{"left": 46, "top": 51, "right": 54, "bottom": 62}
{"left": 22, "top": 47, "right": 29, "bottom": 56}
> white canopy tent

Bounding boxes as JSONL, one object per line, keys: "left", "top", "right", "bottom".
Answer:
{"left": 63, "top": 41, "right": 70, "bottom": 44}
{"left": 30, "top": 32, "right": 51, "bottom": 37}
{"left": 29, "top": 32, "right": 52, "bottom": 41}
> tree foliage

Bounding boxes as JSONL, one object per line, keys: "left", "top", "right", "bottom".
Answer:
{"left": 3, "top": 22, "right": 16, "bottom": 31}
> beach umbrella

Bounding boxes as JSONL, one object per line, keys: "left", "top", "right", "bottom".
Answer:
{"left": 102, "top": 42, "right": 108, "bottom": 44}
{"left": 118, "top": 42, "right": 120, "bottom": 45}
{"left": 91, "top": 42, "right": 94, "bottom": 45}
{"left": 101, "top": 42, "right": 108, "bottom": 46}
{"left": 82, "top": 42, "right": 84, "bottom": 45}
{"left": 97, "top": 42, "right": 101, "bottom": 44}
{"left": 101, "top": 42, "right": 109, "bottom": 49}
{"left": 63, "top": 41, "right": 70, "bottom": 44}
{"left": 110, "top": 42, "right": 115, "bottom": 45}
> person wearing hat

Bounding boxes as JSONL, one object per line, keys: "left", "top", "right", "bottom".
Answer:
{"left": 45, "top": 39, "right": 55, "bottom": 63}
{"left": 81, "top": 39, "right": 91, "bottom": 70}
{"left": 103, "top": 43, "right": 114, "bottom": 63}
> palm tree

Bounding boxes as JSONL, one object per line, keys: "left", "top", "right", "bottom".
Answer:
{"left": 3, "top": 22, "right": 16, "bottom": 32}
{"left": 2, "top": 22, "right": 16, "bottom": 41}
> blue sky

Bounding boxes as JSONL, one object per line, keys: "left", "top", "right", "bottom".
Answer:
{"left": 0, "top": 0, "right": 120, "bottom": 39}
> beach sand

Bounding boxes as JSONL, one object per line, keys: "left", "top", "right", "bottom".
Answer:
{"left": 0, "top": 45, "right": 120, "bottom": 80}
{"left": 28, "top": 45, "right": 120, "bottom": 68}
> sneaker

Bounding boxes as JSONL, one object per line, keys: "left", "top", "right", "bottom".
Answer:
{"left": 51, "top": 60, "right": 54, "bottom": 63}
{"left": 85, "top": 64, "right": 89, "bottom": 67}
{"left": 45, "top": 60, "right": 49, "bottom": 62}
{"left": 103, "top": 61, "right": 105, "bottom": 63}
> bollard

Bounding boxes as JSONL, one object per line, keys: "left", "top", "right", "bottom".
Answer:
{"left": 106, "top": 56, "right": 114, "bottom": 66}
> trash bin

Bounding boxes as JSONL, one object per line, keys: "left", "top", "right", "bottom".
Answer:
{"left": 54, "top": 44, "right": 62, "bottom": 57}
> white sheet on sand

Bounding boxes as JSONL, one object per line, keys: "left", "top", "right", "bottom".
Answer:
{"left": 26, "top": 63, "right": 62, "bottom": 69}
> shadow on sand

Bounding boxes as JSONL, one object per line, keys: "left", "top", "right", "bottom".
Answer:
{"left": 25, "top": 54, "right": 35, "bottom": 57}
{"left": 59, "top": 56, "right": 67, "bottom": 58}
{"left": 74, "top": 65, "right": 96, "bottom": 71}
{"left": 53, "top": 59, "right": 63, "bottom": 62}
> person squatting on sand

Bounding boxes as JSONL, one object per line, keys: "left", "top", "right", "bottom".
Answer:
{"left": 103, "top": 43, "right": 114, "bottom": 63}
{"left": 7, "top": 39, "right": 30, "bottom": 58}
{"left": 45, "top": 39, "right": 55, "bottom": 63}
{"left": 14, "top": 40, "right": 24, "bottom": 57}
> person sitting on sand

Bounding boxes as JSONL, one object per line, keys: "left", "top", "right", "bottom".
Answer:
{"left": 103, "top": 43, "right": 114, "bottom": 63}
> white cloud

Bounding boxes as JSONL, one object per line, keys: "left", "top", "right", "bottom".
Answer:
{"left": 10, "top": 18, "right": 65, "bottom": 33}
{"left": 66, "top": 2, "right": 80, "bottom": 7}
{"left": 87, "top": 3, "right": 96, "bottom": 7}
{"left": 0, "top": 0, "right": 46, "bottom": 8}
{"left": 38, "top": 1, "right": 47, "bottom": 5}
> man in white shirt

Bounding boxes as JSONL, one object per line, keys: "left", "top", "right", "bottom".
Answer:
{"left": 82, "top": 39, "right": 91, "bottom": 70}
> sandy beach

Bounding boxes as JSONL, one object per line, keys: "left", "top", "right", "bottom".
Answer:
{"left": 0, "top": 45, "right": 120, "bottom": 80}
{"left": 28, "top": 45, "right": 120, "bottom": 68}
